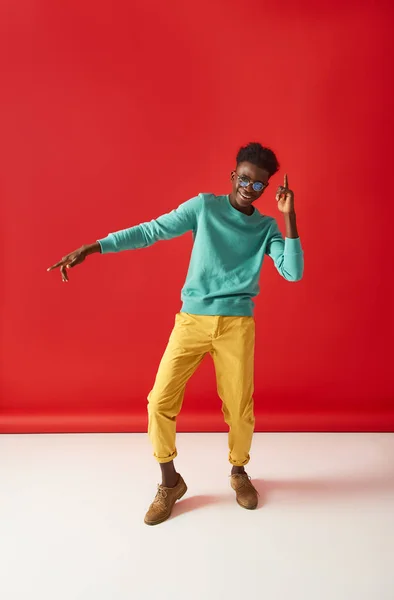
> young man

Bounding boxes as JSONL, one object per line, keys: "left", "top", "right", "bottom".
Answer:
{"left": 48, "top": 142, "right": 304, "bottom": 525}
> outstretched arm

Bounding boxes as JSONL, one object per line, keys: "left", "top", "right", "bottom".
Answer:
{"left": 47, "top": 195, "right": 201, "bottom": 282}
{"left": 98, "top": 195, "right": 200, "bottom": 253}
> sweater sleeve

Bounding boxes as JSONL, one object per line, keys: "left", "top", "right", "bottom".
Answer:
{"left": 265, "top": 219, "right": 304, "bottom": 282}
{"left": 98, "top": 195, "right": 201, "bottom": 253}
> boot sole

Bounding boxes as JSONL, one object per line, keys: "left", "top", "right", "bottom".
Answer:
{"left": 236, "top": 498, "right": 258, "bottom": 510}
{"left": 144, "top": 484, "right": 188, "bottom": 526}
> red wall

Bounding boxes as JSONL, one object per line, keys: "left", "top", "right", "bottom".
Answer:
{"left": 1, "top": 0, "right": 393, "bottom": 433}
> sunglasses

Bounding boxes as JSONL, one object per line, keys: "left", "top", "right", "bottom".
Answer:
{"left": 235, "top": 172, "right": 268, "bottom": 193}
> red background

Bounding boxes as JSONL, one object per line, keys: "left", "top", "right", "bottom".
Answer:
{"left": 1, "top": 0, "right": 393, "bottom": 433}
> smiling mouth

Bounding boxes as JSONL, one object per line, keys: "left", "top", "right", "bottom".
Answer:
{"left": 238, "top": 190, "right": 253, "bottom": 202}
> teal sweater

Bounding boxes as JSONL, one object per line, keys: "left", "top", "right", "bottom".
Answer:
{"left": 98, "top": 193, "right": 304, "bottom": 316}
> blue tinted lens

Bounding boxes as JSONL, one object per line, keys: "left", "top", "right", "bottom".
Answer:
{"left": 253, "top": 182, "right": 264, "bottom": 192}
{"left": 239, "top": 178, "right": 249, "bottom": 187}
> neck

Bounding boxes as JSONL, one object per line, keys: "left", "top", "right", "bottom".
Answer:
{"left": 229, "top": 193, "right": 255, "bottom": 216}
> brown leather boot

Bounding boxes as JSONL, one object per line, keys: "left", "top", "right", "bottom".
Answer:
{"left": 144, "top": 474, "right": 187, "bottom": 526}
{"left": 230, "top": 473, "right": 258, "bottom": 509}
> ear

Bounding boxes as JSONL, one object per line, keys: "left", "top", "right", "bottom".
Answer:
{"left": 230, "top": 171, "right": 235, "bottom": 181}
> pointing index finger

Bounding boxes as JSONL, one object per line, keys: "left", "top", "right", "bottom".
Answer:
{"left": 47, "top": 260, "right": 65, "bottom": 271}
{"left": 284, "top": 173, "right": 288, "bottom": 189}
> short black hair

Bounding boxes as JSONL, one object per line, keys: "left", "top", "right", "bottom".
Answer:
{"left": 236, "top": 142, "right": 280, "bottom": 177}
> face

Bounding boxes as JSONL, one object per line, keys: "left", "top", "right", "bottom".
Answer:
{"left": 230, "top": 161, "right": 270, "bottom": 211}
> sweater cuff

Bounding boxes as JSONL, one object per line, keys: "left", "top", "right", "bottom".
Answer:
{"left": 284, "top": 237, "right": 302, "bottom": 254}
{"left": 97, "top": 236, "right": 116, "bottom": 254}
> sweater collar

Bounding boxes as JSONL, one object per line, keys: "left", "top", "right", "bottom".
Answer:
{"left": 225, "top": 195, "right": 261, "bottom": 222}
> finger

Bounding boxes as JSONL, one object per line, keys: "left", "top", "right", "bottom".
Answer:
{"left": 60, "top": 265, "right": 69, "bottom": 282}
{"left": 68, "top": 258, "right": 78, "bottom": 268}
{"left": 47, "top": 260, "right": 65, "bottom": 271}
{"left": 284, "top": 173, "right": 288, "bottom": 189}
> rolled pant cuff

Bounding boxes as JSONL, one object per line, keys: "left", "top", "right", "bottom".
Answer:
{"left": 229, "top": 453, "right": 250, "bottom": 467}
{"left": 154, "top": 450, "right": 178, "bottom": 464}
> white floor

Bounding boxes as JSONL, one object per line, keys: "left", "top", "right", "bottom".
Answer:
{"left": 1, "top": 432, "right": 394, "bottom": 600}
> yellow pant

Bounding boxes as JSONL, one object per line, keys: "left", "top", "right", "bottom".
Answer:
{"left": 147, "top": 312, "right": 255, "bottom": 467}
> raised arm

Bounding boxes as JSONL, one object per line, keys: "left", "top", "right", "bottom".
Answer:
{"left": 265, "top": 220, "right": 304, "bottom": 281}
{"left": 265, "top": 174, "right": 304, "bottom": 282}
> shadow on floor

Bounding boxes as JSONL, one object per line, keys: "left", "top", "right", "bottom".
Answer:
{"left": 252, "top": 472, "right": 394, "bottom": 506}
{"left": 171, "top": 494, "right": 231, "bottom": 517}
{"left": 170, "top": 472, "right": 394, "bottom": 516}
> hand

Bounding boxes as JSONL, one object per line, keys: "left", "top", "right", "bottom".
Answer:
{"left": 47, "top": 246, "right": 88, "bottom": 282}
{"left": 276, "top": 173, "right": 295, "bottom": 214}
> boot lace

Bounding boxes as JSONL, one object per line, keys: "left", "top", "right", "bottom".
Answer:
{"left": 152, "top": 485, "right": 168, "bottom": 507}
{"left": 231, "top": 473, "right": 259, "bottom": 495}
